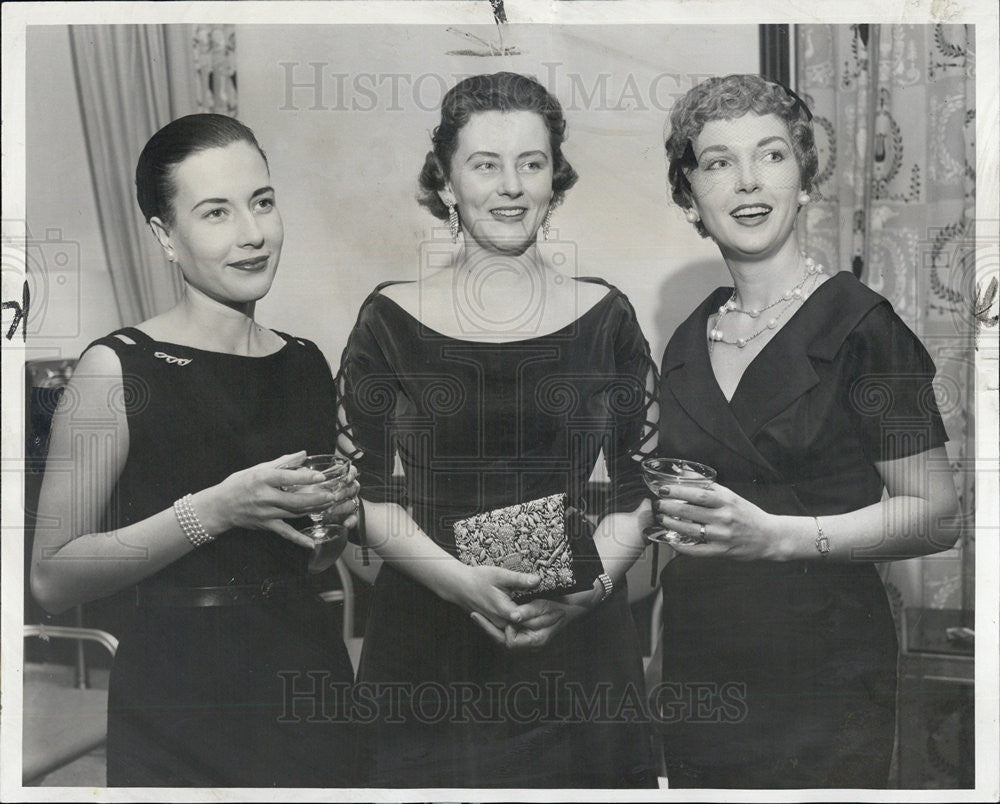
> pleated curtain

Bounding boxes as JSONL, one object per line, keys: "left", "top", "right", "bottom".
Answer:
{"left": 69, "top": 25, "right": 199, "bottom": 324}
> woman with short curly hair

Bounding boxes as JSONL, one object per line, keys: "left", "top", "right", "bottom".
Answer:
{"left": 337, "top": 72, "right": 658, "bottom": 788}
{"left": 664, "top": 73, "right": 818, "bottom": 238}
{"left": 652, "top": 74, "right": 958, "bottom": 788}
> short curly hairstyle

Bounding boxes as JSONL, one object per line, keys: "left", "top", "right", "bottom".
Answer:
{"left": 417, "top": 72, "right": 579, "bottom": 221}
{"left": 664, "top": 74, "right": 818, "bottom": 238}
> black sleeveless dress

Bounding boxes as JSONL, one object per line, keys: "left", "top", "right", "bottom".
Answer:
{"left": 88, "top": 327, "right": 356, "bottom": 787}
{"left": 339, "top": 280, "right": 659, "bottom": 788}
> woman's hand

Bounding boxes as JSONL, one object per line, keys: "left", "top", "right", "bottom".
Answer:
{"left": 449, "top": 565, "right": 541, "bottom": 630}
{"left": 320, "top": 464, "right": 361, "bottom": 530}
{"left": 471, "top": 582, "right": 602, "bottom": 652}
{"left": 653, "top": 482, "right": 784, "bottom": 561}
{"left": 194, "top": 451, "right": 345, "bottom": 549}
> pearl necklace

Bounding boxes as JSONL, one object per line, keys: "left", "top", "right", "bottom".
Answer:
{"left": 708, "top": 255, "right": 825, "bottom": 353}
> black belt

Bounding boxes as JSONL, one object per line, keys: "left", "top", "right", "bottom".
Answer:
{"left": 135, "top": 579, "right": 320, "bottom": 608}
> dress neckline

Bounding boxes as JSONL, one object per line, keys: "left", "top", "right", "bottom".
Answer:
{"left": 119, "top": 326, "right": 293, "bottom": 359}
{"left": 704, "top": 271, "right": 846, "bottom": 405}
{"left": 374, "top": 280, "right": 616, "bottom": 345}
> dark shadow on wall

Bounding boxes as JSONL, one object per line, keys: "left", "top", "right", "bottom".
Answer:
{"left": 648, "top": 257, "right": 728, "bottom": 361}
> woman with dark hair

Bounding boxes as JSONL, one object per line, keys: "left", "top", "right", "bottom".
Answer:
{"left": 338, "top": 72, "right": 659, "bottom": 788}
{"left": 31, "top": 113, "right": 360, "bottom": 787}
{"left": 653, "top": 74, "right": 959, "bottom": 788}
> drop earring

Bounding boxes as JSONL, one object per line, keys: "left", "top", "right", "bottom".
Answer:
{"left": 684, "top": 208, "right": 700, "bottom": 224}
{"left": 542, "top": 207, "right": 553, "bottom": 241}
{"left": 448, "top": 204, "right": 459, "bottom": 243}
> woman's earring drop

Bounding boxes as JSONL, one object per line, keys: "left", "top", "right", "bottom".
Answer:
{"left": 684, "top": 208, "right": 700, "bottom": 224}
{"left": 448, "top": 204, "right": 459, "bottom": 243}
{"left": 542, "top": 208, "right": 553, "bottom": 241}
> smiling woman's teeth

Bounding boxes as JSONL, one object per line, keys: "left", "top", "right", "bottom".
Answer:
{"left": 492, "top": 208, "right": 526, "bottom": 217}
{"left": 732, "top": 206, "right": 771, "bottom": 218}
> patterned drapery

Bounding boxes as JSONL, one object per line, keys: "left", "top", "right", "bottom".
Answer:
{"left": 796, "top": 24, "right": 976, "bottom": 614}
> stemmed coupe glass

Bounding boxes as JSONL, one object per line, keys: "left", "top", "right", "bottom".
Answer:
{"left": 283, "top": 454, "right": 352, "bottom": 574}
{"left": 642, "top": 457, "right": 717, "bottom": 584}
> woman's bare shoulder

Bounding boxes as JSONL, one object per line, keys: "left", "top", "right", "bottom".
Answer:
{"left": 75, "top": 340, "right": 124, "bottom": 377}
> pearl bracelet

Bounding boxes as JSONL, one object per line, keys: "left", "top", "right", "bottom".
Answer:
{"left": 174, "top": 493, "right": 214, "bottom": 548}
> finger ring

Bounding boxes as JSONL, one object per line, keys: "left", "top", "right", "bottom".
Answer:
{"left": 698, "top": 524, "right": 707, "bottom": 542}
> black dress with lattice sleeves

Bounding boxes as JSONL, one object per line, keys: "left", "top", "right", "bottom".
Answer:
{"left": 337, "top": 278, "right": 659, "bottom": 788}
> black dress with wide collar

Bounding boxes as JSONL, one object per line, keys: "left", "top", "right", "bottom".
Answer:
{"left": 660, "top": 269, "right": 945, "bottom": 522}
{"left": 654, "top": 270, "right": 946, "bottom": 787}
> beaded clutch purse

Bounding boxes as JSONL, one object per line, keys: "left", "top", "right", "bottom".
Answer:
{"left": 453, "top": 493, "right": 603, "bottom": 600}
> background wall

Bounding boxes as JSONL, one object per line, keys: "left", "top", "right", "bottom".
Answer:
{"left": 26, "top": 23, "right": 758, "bottom": 365}
{"left": 235, "top": 24, "right": 758, "bottom": 365}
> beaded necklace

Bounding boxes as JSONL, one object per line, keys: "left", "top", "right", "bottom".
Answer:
{"left": 708, "top": 255, "right": 825, "bottom": 355}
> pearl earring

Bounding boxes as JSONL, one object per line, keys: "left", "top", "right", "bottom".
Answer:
{"left": 797, "top": 191, "right": 810, "bottom": 206}
{"left": 684, "top": 208, "right": 700, "bottom": 224}
{"left": 448, "top": 204, "right": 459, "bottom": 243}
